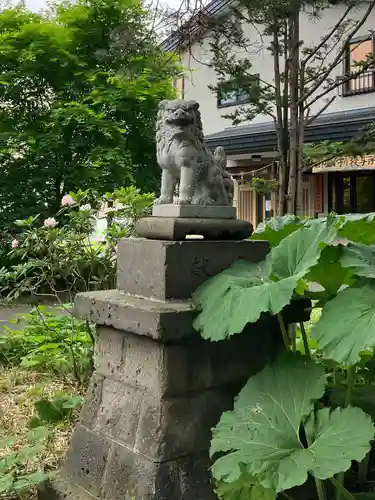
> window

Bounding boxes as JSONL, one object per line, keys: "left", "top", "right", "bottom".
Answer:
{"left": 172, "top": 76, "right": 185, "bottom": 99}
{"left": 217, "top": 75, "right": 259, "bottom": 108}
{"left": 342, "top": 36, "right": 375, "bottom": 96}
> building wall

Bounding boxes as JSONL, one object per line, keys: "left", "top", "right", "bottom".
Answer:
{"left": 180, "top": 4, "right": 375, "bottom": 135}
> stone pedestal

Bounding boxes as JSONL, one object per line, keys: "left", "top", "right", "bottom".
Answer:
{"left": 39, "top": 237, "right": 289, "bottom": 500}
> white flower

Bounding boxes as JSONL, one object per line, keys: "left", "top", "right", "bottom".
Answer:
{"left": 61, "top": 194, "right": 75, "bottom": 207}
{"left": 44, "top": 217, "right": 58, "bottom": 228}
{"left": 80, "top": 203, "right": 92, "bottom": 212}
{"left": 11, "top": 239, "right": 19, "bottom": 249}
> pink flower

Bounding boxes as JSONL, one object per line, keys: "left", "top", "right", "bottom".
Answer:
{"left": 61, "top": 194, "right": 75, "bottom": 207}
{"left": 44, "top": 217, "right": 58, "bottom": 228}
{"left": 11, "top": 239, "right": 19, "bottom": 249}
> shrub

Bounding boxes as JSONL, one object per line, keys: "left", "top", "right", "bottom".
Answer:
{"left": 193, "top": 213, "right": 375, "bottom": 500}
{"left": 0, "top": 306, "right": 94, "bottom": 385}
{"left": 0, "top": 187, "right": 154, "bottom": 301}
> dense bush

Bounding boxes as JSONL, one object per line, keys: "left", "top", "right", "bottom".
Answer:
{"left": 0, "top": 305, "right": 94, "bottom": 385}
{"left": 0, "top": 187, "right": 153, "bottom": 301}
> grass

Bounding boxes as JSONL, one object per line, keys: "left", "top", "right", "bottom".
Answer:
{"left": 0, "top": 367, "right": 83, "bottom": 499}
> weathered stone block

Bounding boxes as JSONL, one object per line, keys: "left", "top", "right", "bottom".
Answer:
{"left": 64, "top": 426, "right": 110, "bottom": 497}
{"left": 94, "top": 328, "right": 124, "bottom": 379}
{"left": 93, "top": 379, "right": 141, "bottom": 448}
{"left": 38, "top": 475, "right": 99, "bottom": 500}
{"left": 117, "top": 238, "right": 269, "bottom": 300}
{"left": 93, "top": 327, "right": 167, "bottom": 394}
{"left": 79, "top": 375, "right": 104, "bottom": 428}
{"left": 134, "top": 389, "right": 233, "bottom": 461}
{"left": 74, "top": 290, "right": 194, "bottom": 341}
{"left": 122, "top": 333, "right": 164, "bottom": 390}
{"left": 101, "top": 443, "right": 180, "bottom": 500}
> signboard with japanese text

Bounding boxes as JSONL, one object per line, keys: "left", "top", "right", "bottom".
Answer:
{"left": 312, "top": 155, "right": 375, "bottom": 173}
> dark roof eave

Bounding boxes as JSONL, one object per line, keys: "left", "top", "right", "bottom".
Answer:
{"left": 205, "top": 106, "right": 375, "bottom": 154}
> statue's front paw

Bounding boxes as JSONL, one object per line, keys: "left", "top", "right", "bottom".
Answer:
{"left": 154, "top": 196, "right": 172, "bottom": 205}
{"left": 196, "top": 196, "right": 215, "bottom": 205}
{"left": 174, "top": 197, "right": 191, "bottom": 205}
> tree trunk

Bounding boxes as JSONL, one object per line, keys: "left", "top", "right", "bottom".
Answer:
{"left": 273, "top": 23, "right": 289, "bottom": 216}
{"left": 287, "top": 8, "right": 300, "bottom": 214}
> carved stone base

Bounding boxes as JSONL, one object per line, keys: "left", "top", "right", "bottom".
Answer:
{"left": 136, "top": 217, "right": 253, "bottom": 241}
{"left": 152, "top": 204, "right": 236, "bottom": 219}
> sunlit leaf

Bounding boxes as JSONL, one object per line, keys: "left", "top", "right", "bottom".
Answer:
{"left": 307, "top": 245, "right": 354, "bottom": 295}
{"left": 340, "top": 242, "right": 375, "bottom": 278}
{"left": 193, "top": 259, "right": 301, "bottom": 341}
{"left": 311, "top": 285, "right": 375, "bottom": 365}
{"left": 251, "top": 215, "right": 303, "bottom": 247}
{"left": 216, "top": 471, "right": 276, "bottom": 500}
{"left": 211, "top": 355, "right": 374, "bottom": 492}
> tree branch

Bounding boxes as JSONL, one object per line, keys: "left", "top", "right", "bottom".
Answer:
{"left": 299, "top": 0, "right": 375, "bottom": 104}
{"left": 304, "top": 96, "right": 336, "bottom": 127}
{"left": 302, "top": 4, "right": 353, "bottom": 65}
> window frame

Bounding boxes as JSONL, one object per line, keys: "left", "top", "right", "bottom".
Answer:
{"left": 217, "top": 74, "right": 260, "bottom": 108}
{"left": 342, "top": 34, "right": 375, "bottom": 97}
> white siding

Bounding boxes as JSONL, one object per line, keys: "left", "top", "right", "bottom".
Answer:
{"left": 179, "top": 4, "right": 375, "bottom": 135}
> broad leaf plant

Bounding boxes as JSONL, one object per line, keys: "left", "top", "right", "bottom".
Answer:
{"left": 193, "top": 213, "right": 375, "bottom": 500}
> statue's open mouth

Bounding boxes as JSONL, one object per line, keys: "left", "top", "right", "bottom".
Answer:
{"left": 166, "top": 110, "right": 194, "bottom": 126}
{"left": 167, "top": 116, "right": 194, "bottom": 125}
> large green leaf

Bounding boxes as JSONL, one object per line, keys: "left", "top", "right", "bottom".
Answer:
{"left": 311, "top": 285, "right": 375, "bottom": 365}
{"left": 216, "top": 472, "right": 276, "bottom": 500}
{"left": 340, "top": 242, "right": 375, "bottom": 279}
{"left": 211, "top": 355, "right": 326, "bottom": 490}
{"left": 307, "top": 245, "right": 354, "bottom": 295}
{"left": 193, "top": 219, "right": 338, "bottom": 341}
{"left": 251, "top": 215, "right": 303, "bottom": 248}
{"left": 303, "top": 406, "right": 374, "bottom": 479}
{"left": 339, "top": 213, "right": 375, "bottom": 245}
{"left": 210, "top": 355, "right": 374, "bottom": 493}
{"left": 270, "top": 218, "right": 339, "bottom": 280}
{"left": 193, "top": 260, "right": 301, "bottom": 341}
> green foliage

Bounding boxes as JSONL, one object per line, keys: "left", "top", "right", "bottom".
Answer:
{"left": 311, "top": 285, "right": 375, "bottom": 365}
{"left": 303, "top": 123, "right": 375, "bottom": 175}
{"left": 0, "top": 188, "right": 154, "bottom": 299}
{"left": 340, "top": 242, "right": 375, "bottom": 278}
{"left": 0, "top": 0, "right": 178, "bottom": 228}
{"left": 193, "top": 213, "right": 375, "bottom": 500}
{"left": 193, "top": 218, "right": 338, "bottom": 340}
{"left": 251, "top": 215, "right": 304, "bottom": 248}
{"left": 306, "top": 245, "right": 354, "bottom": 297}
{"left": 216, "top": 471, "right": 276, "bottom": 500}
{"left": 0, "top": 306, "right": 94, "bottom": 384}
{"left": 0, "top": 426, "right": 49, "bottom": 496}
{"left": 248, "top": 177, "right": 279, "bottom": 195}
{"left": 106, "top": 185, "right": 154, "bottom": 237}
{"left": 211, "top": 356, "right": 373, "bottom": 492}
{"left": 29, "top": 392, "right": 82, "bottom": 428}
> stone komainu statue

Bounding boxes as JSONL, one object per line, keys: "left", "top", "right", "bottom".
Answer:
{"left": 155, "top": 99, "right": 234, "bottom": 206}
